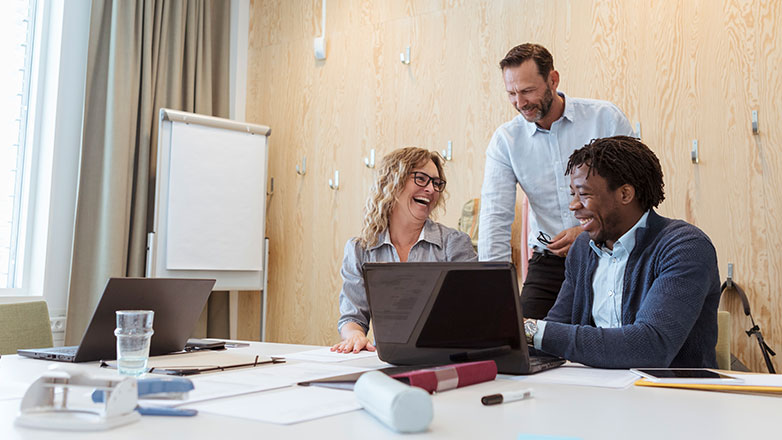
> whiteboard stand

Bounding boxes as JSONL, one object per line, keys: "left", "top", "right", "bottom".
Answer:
{"left": 229, "top": 291, "right": 239, "bottom": 340}
{"left": 147, "top": 109, "right": 271, "bottom": 341}
{"left": 262, "top": 237, "right": 269, "bottom": 342}
{"left": 228, "top": 238, "right": 269, "bottom": 341}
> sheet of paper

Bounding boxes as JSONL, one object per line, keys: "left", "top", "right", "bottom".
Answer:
{"left": 731, "top": 373, "right": 782, "bottom": 387}
{"left": 517, "top": 435, "right": 582, "bottom": 440}
{"left": 191, "top": 386, "right": 362, "bottom": 424}
{"left": 0, "top": 382, "right": 30, "bottom": 401}
{"left": 166, "top": 122, "right": 264, "bottom": 271}
{"left": 241, "top": 361, "right": 372, "bottom": 383}
{"left": 500, "top": 365, "right": 639, "bottom": 389}
{"left": 140, "top": 370, "right": 291, "bottom": 407}
{"left": 142, "top": 362, "right": 371, "bottom": 407}
{"left": 275, "top": 347, "right": 378, "bottom": 363}
{"left": 145, "top": 350, "right": 273, "bottom": 369}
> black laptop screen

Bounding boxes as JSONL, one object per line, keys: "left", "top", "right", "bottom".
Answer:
{"left": 415, "top": 269, "right": 522, "bottom": 350}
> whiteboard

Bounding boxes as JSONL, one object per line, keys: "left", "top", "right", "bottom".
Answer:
{"left": 147, "top": 109, "right": 270, "bottom": 290}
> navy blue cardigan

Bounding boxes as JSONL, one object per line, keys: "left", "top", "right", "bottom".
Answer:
{"left": 542, "top": 210, "right": 720, "bottom": 368}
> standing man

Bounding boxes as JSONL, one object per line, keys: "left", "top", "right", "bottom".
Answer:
{"left": 478, "top": 43, "right": 634, "bottom": 319}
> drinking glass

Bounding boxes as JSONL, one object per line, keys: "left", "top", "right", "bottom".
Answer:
{"left": 114, "top": 310, "right": 154, "bottom": 376}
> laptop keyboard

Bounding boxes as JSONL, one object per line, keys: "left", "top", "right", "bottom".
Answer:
{"left": 527, "top": 346, "right": 566, "bottom": 371}
{"left": 529, "top": 355, "right": 562, "bottom": 368}
{"left": 39, "top": 346, "right": 78, "bottom": 355}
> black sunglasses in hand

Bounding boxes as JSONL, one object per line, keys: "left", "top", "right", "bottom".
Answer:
{"left": 537, "top": 231, "right": 552, "bottom": 245}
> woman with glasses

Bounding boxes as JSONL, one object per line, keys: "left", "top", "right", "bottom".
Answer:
{"left": 332, "top": 147, "right": 477, "bottom": 353}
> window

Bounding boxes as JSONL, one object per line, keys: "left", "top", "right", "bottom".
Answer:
{"left": 0, "top": 0, "right": 37, "bottom": 288}
{"left": 0, "top": 0, "right": 87, "bottom": 310}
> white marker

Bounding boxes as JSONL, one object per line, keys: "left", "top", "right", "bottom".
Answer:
{"left": 481, "top": 388, "right": 534, "bottom": 406}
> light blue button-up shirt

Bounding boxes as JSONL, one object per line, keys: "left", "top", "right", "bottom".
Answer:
{"left": 478, "top": 92, "right": 634, "bottom": 261}
{"left": 588, "top": 211, "right": 649, "bottom": 328}
{"left": 533, "top": 211, "right": 650, "bottom": 349}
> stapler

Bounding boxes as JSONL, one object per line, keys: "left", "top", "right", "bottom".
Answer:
{"left": 92, "top": 377, "right": 198, "bottom": 416}
{"left": 16, "top": 366, "right": 140, "bottom": 431}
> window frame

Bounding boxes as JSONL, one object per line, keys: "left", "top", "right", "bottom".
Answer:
{"left": 0, "top": 0, "right": 89, "bottom": 323}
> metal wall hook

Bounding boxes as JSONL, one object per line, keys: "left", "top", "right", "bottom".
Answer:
{"left": 266, "top": 177, "right": 274, "bottom": 197}
{"left": 400, "top": 46, "right": 411, "bottom": 65}
{"left": 725, "top": 262, "right": 734, "bottom": 288}
{"left": 328, "top": 170, "right": 339, "bottom": 190}
{"left": 364, "top": 149, "right": 375, "bottom": 168}
{"left": 441, "top": 141, "right": 453, "bottom": 161}
{"left": 752, "top": 110, "right": 759, "bottom": 134}
{"left": 296, "top": 157, "right": 306, "bottom": 175}
{"left": 691, "top": 140, "right": 699, "bottom": 164}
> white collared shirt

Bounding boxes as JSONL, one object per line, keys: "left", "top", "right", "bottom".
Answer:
{"left": 478, "top": 92, "right": 634, "bottom": 260}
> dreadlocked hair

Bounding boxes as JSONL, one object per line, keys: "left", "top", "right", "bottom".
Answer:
{"left": 565, "top": 136, "right": 665, "bottom": 211}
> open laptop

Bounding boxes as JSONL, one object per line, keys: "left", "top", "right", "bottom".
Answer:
{"left": 363, "top": 262, "right": 565, "bottom": 375}
{"left": 18, "top": 277, "right": 216, "bottom": 362}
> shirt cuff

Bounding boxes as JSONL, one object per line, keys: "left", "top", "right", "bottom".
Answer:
{"left": 533, "top": 320, "right": 547, "bottom": 350}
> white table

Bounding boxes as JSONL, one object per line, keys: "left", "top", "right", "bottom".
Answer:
{"left": 2, "top": 342, "right": 780, "bottom": 439}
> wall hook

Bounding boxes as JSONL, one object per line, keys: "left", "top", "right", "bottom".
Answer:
{"left": 441, "top": 140, "right": 453, "bottom": 161}
{"left": 400, "top": 46, "right": 411, "bottom": 65}
{"left": 752, "top": 110, "right": 759, "bottom": 134}
{"left": 329, "top": 170, "right": 340, "bottom": 190}
{"left": 691, "top": 140, "right": 699, "bottom": 164}
{"left": 364, "top": 149, "right": 375, "bottom": 168}
{"left": 726, "top": 263, "right": 734, "bottom": 288}
{"left": 266, "top": 177, "right": 274, "bottom": 197}
{"left": 296, "top": 157, "right": 306, "bottom": 175}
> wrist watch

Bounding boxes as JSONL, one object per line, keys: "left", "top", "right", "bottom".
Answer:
{"left": 524, "top": 319, "right": 538, "bottom": 345}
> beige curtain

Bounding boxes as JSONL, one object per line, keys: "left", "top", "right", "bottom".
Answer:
{"left": 65, "top": 0, "right": 230, "bottom": 344}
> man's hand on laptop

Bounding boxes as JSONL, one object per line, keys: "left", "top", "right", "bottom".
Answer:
{"left": 331, "top": 323, "right": 376, "bottom": 353}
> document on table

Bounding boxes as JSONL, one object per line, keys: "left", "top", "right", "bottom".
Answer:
{"left": 244, "top": 361, "right": 372, "bottom": 383}
{"left": 730, "top": 373, "right": 782, "bottom": 387}
{"left": 0, "top": 382, "right": 29, "bottom": 401}
{"left": 140, "top": 370, "right": 291, "bottom": 407}
{"left": 500, "top": 364, "right": 639, "bottom": 389}
{"left": 274, "top": 347, "right": 379, "bottom": 363}
{"left": 191, "top": 385, "right": 362, "bottom": 424}
{"left": 142, "top": 362, "right": 372, "bottom": 407}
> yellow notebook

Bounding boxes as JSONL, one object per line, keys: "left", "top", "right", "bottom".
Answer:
{"left": 634, "top": 374, "right": 782, "bottom": 396}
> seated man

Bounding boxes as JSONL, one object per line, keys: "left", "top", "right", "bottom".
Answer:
{"left": 524, "top": 136, "right": 719, "bottom": 368}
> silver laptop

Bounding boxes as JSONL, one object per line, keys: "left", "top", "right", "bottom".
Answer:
{"left": 18, "top": 277, "right": 215, "bottom": 362}
{"left": 363, "top": 262, "right": 565, "bottom": 375}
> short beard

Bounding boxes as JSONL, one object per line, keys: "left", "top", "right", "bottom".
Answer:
{"left": 591, "top": 212, "right": 622, "bottom": 249}
{"left": 519, "top": 86, "right": 554, "bottom": 122}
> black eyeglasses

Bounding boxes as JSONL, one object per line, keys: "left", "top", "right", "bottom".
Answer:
{"left": 537, "top": 231, "right": 552, "bottom": 245}
{"left": 410, "top": 171, "right": 446, "bottom": 192}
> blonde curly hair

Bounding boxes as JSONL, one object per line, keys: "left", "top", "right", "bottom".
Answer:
{"left": 356, "top": 147, "right": 447, "bottom": 250}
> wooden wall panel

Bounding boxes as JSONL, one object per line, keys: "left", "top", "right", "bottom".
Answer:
{"left": 247, "top": 0, "right": 782, "bottom": 372}
{"left": 237, "top": 292, "right": 262, "bottom": 341}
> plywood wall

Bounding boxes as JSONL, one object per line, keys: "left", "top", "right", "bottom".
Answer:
{"left": 246, "top": 0, "right": 782, "bottom": 372}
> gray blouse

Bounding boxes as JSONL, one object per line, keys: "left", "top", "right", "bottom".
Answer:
{"left": 337, "top": 219, "right": 477, "bottom": 333}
